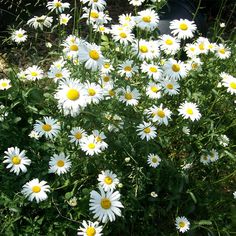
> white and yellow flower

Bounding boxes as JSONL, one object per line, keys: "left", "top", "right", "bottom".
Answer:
{"left": 11, "top": 28, "right": 27, "bottom": 43}
{"left": 98, "top": 170, "right": 119, "bottom": 192}
{"left": 77, "top": 220, "right": 103, "bottom": 236}
{"left": 3, "top": 147, "right": 31, "bottom": 175}
{"left": 21, "top": 178, "right": 50, "bottom": 203}
{"left": 178, "top": 101, "right": 201, "bottom": 121}
{"left": 175, "top": 216, "right": 190, "bottom": 233}
{"left": 89, "top": 187, "right": 124, "bottom": 223}
{"left": 136, "top": 121, "right": 157, "bottom": 141}
{"left": 147, "top": 153, "right": 161, "bottom": 168}
{"left": 33, "top": 116, "right": 60, "bottom": 139}
{"left": 49, "top": 152, "right": 72, "bottom": 175}
{"left": 170, "top": 19, "right": 197, "bottom": 39}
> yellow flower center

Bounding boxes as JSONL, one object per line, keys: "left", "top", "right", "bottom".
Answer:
{"left": 90, "top": 11, "right": 99, "bottom": 19}
{"left": 230, "top": 82, "right": 236, "bottom": 89}
{"left": 151, "top": 86, "right": 159, "bottom": 93}
{"left": 88, "top": 143, "right": 95, "bottom": 149}
{"left": 179, "top": 222, "right": 186, "bottom": 228}
{"left": 172, "top": 64, "right": 180, "bottom": 72}
{"left": 167, "top": 83, "right": 173, "bottom": 89}
{"left": 186, "top": 108, "right": 193, "bottom": 115}
{"left": 12, "top": 156, "right": 21, "bottom": 165}
{"left": 119, "top": 32, "right": 127, "bottom": 38}
{"left": 32, "top": 186, "right": 41, "bottom": 193}
{"left": 57, "top": 160, "right": 65, "bottom": 167}
{"left": 17, "top": 33, "right": 23, "bottom": 38}
{"left": 70, "top": 44, "right": 79, "bottom": 51}
{"left": 109, "top": 90, "right": 115, "bottom": 96}
{"left": 31, "top": 71, "right": 38, "bottom": 77}
{"left": 104, "top": 176, "right": 113, "bottom": 185}
{"left": 157, "top": 110, "right": 165, "bottom": 118}
{"left": 219, "top": 48, "right": 225, "bottom": 54}
{"left": 142, "top": 16, "right": 151, "bottom": 23}
{"left": 191, "top": 63, "right": 198, "bottom": 69}
{"left": 89, "top": 50, "right": 100, "bottom": 60}
{"left": 55, "top": 72, "right": 62, "bottom": 78}
{"left": 88, "top": 88, "right": 96, "bottom": 96}
{"left": 103, "top": 76, "right": 110, "bottom": 82}
{"left": 179, "top": 23, "right": 188, "bottom": 30}
{"left": 100, "top": 198, "right": 111, "bottom": 209}
{"left": 42, "top": 124, "right": 52, "bottom": 132}
{"left": 1, "top": 82, "right": 8, "bottom": 87}
{"left": 104, "top": 63, "right": 110, "bottom": 68}
{"left": 124, "top": 66, "right": 132, "bottom": 72}
{"left": 140, "top": 45, "right": 148, "bottom": 53}
{"left": 199, "top": 43, "right": 205, "bottom": 51}
{"left": 55, "top": 1, "right": 62, "bottom": 7}
{"left": 86, "top": 227, "right": 96, "bottom": 236}
{"left": 125, "top": 16, "right": 131, "bottom": 21}
{"left": 165, "top": 39, "right": 173, "bottom": 45}
{"left": 93, "top": 0, "right": 98, "bottom": 2}
{"left": 152, "top": 157, "right": 158, "bottom": 163}
{"left": 144, "top": 127, "right": 151, "bottom": 133}
{"left": 125, "top": 92, "right": 133, "bottom": 100}
{"left": 61, "top": 18, "right": 68, "bottom": 24}
{"left": 149, "top": 67, "right": 157, "bottom": 73}
{"left": 99, "top": 26, "right": 105, "bottom": 31}
{"left": 67, "top": 89, "right": 80, "bottom": 100}
{"left": 96, "top": 136, "right": 102, "bottom": 142}
{"left": 75, "top": 132, "right": 82, "bottom": 140}
{"left": 190, "top": 47, "right": 195, "bottom": 52}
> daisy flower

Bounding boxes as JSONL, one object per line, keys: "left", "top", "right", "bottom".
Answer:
{"left": 62, "top": 35, "right": 85, "bottom": 59}
{"left": 141, "top": 62, "right": 162, "bottom": 81}
{"left": 92, "top": 130, "right": 108, "bottom": 151}
{"left": 11, "top": 28, "right": 27, "bottom": 43}
{"left": 81, "top": 0, "right": 107, "bottom": 11}
{"left": 159, "top": 34, "right": 180, "bottom": 55}
{"left": 135, "top": 9, "right": 159, "bottom": 31}
{"left": 89, "top": 187, "right": 124, "bottom": 223}
{"left": 215, "top": 44, "right": 231, "bottom": 59}
{"left": 129, "top": 0, "right": 145, "bottom": 6}
{"left": 146, "top": 104, "right": 172, "bottom": 125}
{"left": 196, "top": 37, "right": 210, "bottom": 54}
{"left": 136, "top": 121, "right": 157, "bottom": 141}
{"left": 84, "top": 82, "right": 104, "bottom": 104}
{"left": 0, "top": 79, "right": 11, "bottom": 90}
{"left": 93, "top": 24, "right": 111, "bottom": 34}
{"left": 55, "top": 78, "right": 88, "bottom": 116}
{"left": 59, "top": 14, "right": 72, "bottom": 25}
{"left": 101, "top": 60, "right": 114, "bottom": 74}
{"left": 80, "top": 135, "right": 102, "bottom": 156}
{"left": 218, "top": 134, "right": 229, "bottom": 147}
{"left": 79, "top": 43, "right": 104, "bottom": 71}
{"left": 178, "top": 101, "right": 201, "bottom": 121}
{"left": 21, "top": 178, "right": 50, "bottom": 203}
{"left": 160, "top": 77, "right": 180, "bottom": 96}
{"left": 82, "top": 8, "right": 111, "bottom": 26}
{"left": 47, "top": 0, "right": 70, "bottom": 13}
{"left": 133, "top": 39, "right": 156, "bottom": 60}
{"left": 186, "top": 57, "right": 203, "bottom": 71}
{"left": 208, "top": 149, "right": 219, "bottom": 163}
{"left": 69, "top": 127, "right": 87, "bottom": 145}
{"left": 145, "top": 81, "right": 162, "bottom": 99}
{"left": 49, "top": 152, "right": 72, "bottom": 175}
{"left": 48, "top": 61, "right": 71, "bottom": 81}
{"left": 175, "top": 216, "right": 190, "bottom": 233}
{"left": 163, "top": 58, "right": 188, "bottom": 80}
{"left": 25, "top": 65, "right": 44, "bottom": 81}
{"left": 170, "top": 19, "right": 197, "bottom": 39}
{"left": 118, "top": 60, "right": 138, "bottom": 78}
{"left": 147, "top": 153, "right": 161, "bottom": 168}
{"left": 27, "top": 15, "right": 53, "bottom": 30}
{"left": 184, "top": 43, "right": 199, "bottom": 58}
{"left": 3, "top": 147, "right": 31, "bottom": 175}
{"left": 119, "top": 13, "right": 135, "bottom": 29}
{"left": 200, "top": 153, "right": 211, "bottom": 165}
{"left": 117, "top": 86, "right": 140, "bottom": 106}
{"left": 111, "top": 26, "right": 135, "bottom": 45}
{"left": 98, "top": 170, "right": 119, "bottom": 192}
{"left": 33, "top": 116, "right": 60, "bottom": 139}
{"left": 77, "top": 220, "right": 103, "bottom": 236}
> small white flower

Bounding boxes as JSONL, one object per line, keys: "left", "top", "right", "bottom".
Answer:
{"left": 175, "top": 216, "right": 190, "bottom": 233}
